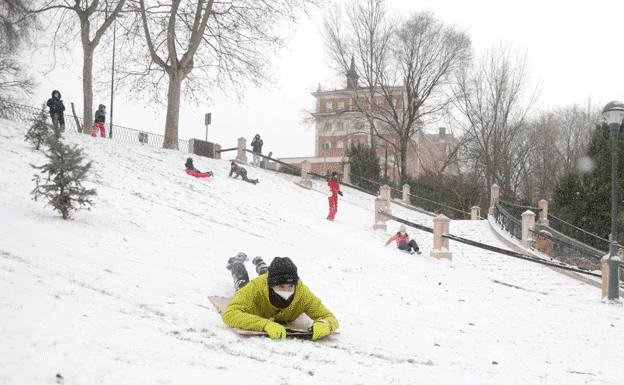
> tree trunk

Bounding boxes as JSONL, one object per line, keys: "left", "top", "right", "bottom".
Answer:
{"left": 82, "top": 47, "right": 94, "bottom": 134}
{"left": 400, "top": 137, "right": 408, "bottom": 184}
{"left": 163, "top": 71, "right": 182, "bottom": 149}
{"left": 369, "top": 124, "right": 376, "bottom": 150}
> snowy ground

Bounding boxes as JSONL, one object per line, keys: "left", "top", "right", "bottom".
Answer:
{"left": 1, "top": 119, "right": 623, "bottom": 385}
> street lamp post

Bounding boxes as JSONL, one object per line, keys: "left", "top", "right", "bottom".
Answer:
{"left": 602, "top": 100, "right": 624, "bottom": 300}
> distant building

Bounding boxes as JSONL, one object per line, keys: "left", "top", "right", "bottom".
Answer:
{"left": 279, "top": 58, "right": 459, "bottom": 180}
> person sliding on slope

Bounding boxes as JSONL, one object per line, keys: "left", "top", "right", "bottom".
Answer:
{"left": 229, "top": 161, "right": 259, "bottom": 184}
{"left": 222, "top": 255, "right": 338, "bottom": 341}
{"left": 385, "top": 224, "right": 421, "bottom": 254}
{"left": 185, "top": 157, "right": 213, "bottom": 178}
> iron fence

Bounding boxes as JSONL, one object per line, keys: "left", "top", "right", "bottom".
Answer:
{"left": 546, "top": 213, "right": 610, "bottom": 253}
{"left": 530, "top": 226, "right": 603, "bottom": 271}
{"left": 0, "top": 99, "right": 189, "bottom": 152}
{"left": 493, "top": 201, "right": 522, "bottom": 239}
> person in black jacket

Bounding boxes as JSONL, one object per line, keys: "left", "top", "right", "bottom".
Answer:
{"left": 91, "top": 104, "right": 106, "bottom": 138}
{"left": 229, "top": 161, "right": 259, "bottom": 184}
{"left": 251, "top": 134, "right": 263, "bottom": 166}
{"left": 46, "top": 90, "right": 65, "bottom": 131}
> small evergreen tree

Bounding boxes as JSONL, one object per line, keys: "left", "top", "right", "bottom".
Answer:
{"left": 31, "top": 134, "right": 96, "bottom": 219}
{"left": 24, "top": 104, "right": 51, "bottom": 150}
{"left": 347, "top": 143, "right": 382, "bottom": 193}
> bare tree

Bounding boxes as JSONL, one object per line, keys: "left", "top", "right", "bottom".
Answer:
{"left": 324, "top": 8, "right": 470, "bottom": 183}
{"left": 518, "top": 104, "right": 599, "bottom": 201}
{"left": 32, "top": 0, "right": 126, "bottom": 133}
{"left": 0, "top": 0, "right": 36, "bottom": 98}
{"left": 129, "top": 0, "right": 315, "bottom": 150}
{"left": 556, "top": 104, "right": 599, "bottom": 170}
{"left": 453, "top": 44, "right": 537, "bottom": 198}
{"left": 322, "top": 0, "right": 393, "bottom": 149}
{"left": 375, "top": 12, "right": 470, "bottom": 183}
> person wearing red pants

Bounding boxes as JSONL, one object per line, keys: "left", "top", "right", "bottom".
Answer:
{"left": 326, "top": 171, "right": 343, "bottom": 221}
{"left": 91, "top": 104, "right": 107, "bottom": 138}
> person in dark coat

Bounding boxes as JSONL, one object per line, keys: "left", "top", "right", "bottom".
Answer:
{"left": 185, "top": 157, "right": 213, "bottom": 178}
{"left": 251, "top": 134, "right": 263, "bottom": 166}
{"left": 229, "top": 161, "right": 259, "bottom": 184}
{"left": 91, "top": 104, "right": 107, "bottom": 138}
{"left": 46, "top": 90, "right": 65, "bottom": 131}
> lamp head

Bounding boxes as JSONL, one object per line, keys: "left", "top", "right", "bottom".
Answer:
{"left": 602, "top": 100, "right": 624, "bottom": 125}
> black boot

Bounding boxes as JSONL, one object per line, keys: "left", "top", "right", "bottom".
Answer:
{"left": 227, "top": 253, "right": 250, "bottom": 291}
{"left": 252, "top": 256, "right": 268, "bottom": 275}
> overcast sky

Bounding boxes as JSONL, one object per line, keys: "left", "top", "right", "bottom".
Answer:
{"left": 29, "top": 0, "right": 624, "bottom": 158}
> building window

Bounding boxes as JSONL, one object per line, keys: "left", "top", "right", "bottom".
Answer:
{"left": 377, "top": 99, "right": 384, "bottom": 108}
{"left": 323, "top": 122, "right": 332, "bottom": 132}
{"left": 325, "top": 101, "right": 333, "bottom": 112}
{"left": 337, "top": 140, "right": 344, "bottom": 149}
{"left": 336, "top": 121, "right": 344, "bottom": 131}
{"left": 323, "top": 141, "right": 331, "bottom": 152}
{"left": 337, "top": 100, "right": 345, "bottom": 111}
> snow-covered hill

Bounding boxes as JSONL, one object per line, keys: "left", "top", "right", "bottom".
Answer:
{"left": 1, "top": 120, "right": 622, "bottom": 385}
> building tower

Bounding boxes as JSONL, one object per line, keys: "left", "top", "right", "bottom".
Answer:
{"left": 346, "top": 56, "right": 359, "bottom": 90}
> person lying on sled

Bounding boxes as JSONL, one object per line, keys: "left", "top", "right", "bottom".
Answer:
{"left": 222, "top": 254, "right": 338, "bottom": 340}
{"left": 185, "top": 157, "right": 213, "bottom": 178}
{"left": 385, "top": 224, "right": 421, "bottom": 254}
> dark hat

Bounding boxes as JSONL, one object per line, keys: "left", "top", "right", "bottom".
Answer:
{"left": 267, "top": 257, "right": 299, "bottom": 287}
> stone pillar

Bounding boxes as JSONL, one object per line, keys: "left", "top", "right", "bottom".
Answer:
{"left": 488, "top": 183, "right": 500, "bottom": 215}
{"left": 374, "top": 185, "right": 392, "bottom": 231}
{"left": 343, "top": 163, "right": 351, "bottom": 184}
{"left": 431, "top": 214, "right": 452, "bottom": 260}
{"left": 538, "top": 199, "right": 549, "bottom": 226}
{"left": 214, "top": 144, "right": 222, "bottom": 160}
{"left": 402, "top": 184, "right": 410, "bottom": 205}
{"left": 471, "top": 206, "right": 481, "bottom": 220}
{"left": 379, "top": 184, "right": 391, "bottom": 201}
{"left": 521, "top": 210, "right": 536, "bottom": 247}
{"left": 236, "top": 137, "right": 247, "bottom": 163}
{"left": 298, "top": 160, "right": 312, "bottom": 189}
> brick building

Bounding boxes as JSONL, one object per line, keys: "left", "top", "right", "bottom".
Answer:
{"left": 279, "top": 59, "right": 459, "bottom": 180}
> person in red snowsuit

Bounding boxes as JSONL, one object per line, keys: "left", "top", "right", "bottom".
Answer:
{"left": 385, "top": 225, "right": 421, "bottom": 254}
{"left": 327, "top": 172, "right": 342, "bottom": 221}
{"left": 185, "top": 157, "right": 213, "bottom": 178}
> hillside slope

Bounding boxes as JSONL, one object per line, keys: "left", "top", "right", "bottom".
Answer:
{"left": 0, "top": 120, "right": 622, "bottom": 385}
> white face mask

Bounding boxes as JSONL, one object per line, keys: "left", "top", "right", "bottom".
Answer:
{"left": 273, "top": 289, "right": 294, "bottom": 300}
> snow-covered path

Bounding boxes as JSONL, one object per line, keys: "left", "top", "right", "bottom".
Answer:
{"left": 1, "top": 120, "right": 622, "bottom": 385}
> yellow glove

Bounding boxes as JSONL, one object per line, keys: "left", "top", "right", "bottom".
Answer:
{"left": 264, "top": 322, "right": 287, "bottom": 340}
{"left": 312, "top": 321, "right": 332, "bottom": 341}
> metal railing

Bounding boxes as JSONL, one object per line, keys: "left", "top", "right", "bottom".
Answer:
{"left": 546, "top": 213, "right": 610, "bottom": 253}
{"left": 0, "top": 99, "right": 189, "bottom": 152}
{"left": 345, "top": 170, "right": 474, "bottom": 219}
{"left": 493, "top": 201, "right": 522, "bottom": 239}
{"left": 530, "top": 226, "right": 602, "bottom": 271}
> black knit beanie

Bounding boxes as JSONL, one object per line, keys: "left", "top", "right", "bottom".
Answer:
{"left": 267, "top": 257, "right": 299, "bottom": 287}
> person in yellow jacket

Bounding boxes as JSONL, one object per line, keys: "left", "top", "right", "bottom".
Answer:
{"left": 222, "top": 256, "right": 339, "bottom": 341}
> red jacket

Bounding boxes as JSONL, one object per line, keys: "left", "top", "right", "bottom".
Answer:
{"left": 328, "top": 178, "right": 340, "bottom": 196}
{"left": 385, "top": 232, "right": 409, "bottom": 247}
